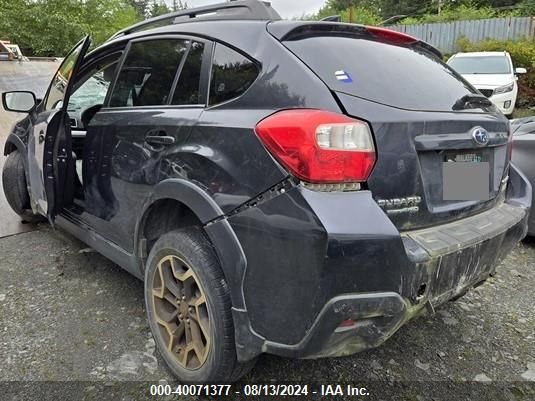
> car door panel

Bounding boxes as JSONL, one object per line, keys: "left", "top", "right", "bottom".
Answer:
{"left": 27, "top": 36, "right": 91, "bottom": 222}
{"left": 72, "top": 36, "right": 210, "bottom": 252}
{"left": 27, "top": 113, "right": 51, "bottom": 214}
{"left": 79, "top": 107, "right": 202, "bottom": 251}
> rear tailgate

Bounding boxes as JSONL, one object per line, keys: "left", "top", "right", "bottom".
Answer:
{"left": 269, "top": 22, "right": 511, "bottom": 231}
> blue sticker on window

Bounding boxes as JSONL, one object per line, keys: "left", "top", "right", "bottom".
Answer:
{"left": 335, "top": 70, "right": 353, "bottom": 83}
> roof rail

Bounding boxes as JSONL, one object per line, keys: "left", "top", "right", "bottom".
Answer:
{"left": 108, "top": 0, "right": 281, "bottom": 41}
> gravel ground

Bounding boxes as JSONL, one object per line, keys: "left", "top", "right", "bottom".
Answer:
{"left": 0, "top": 224, "right": 534, "bottom": 400}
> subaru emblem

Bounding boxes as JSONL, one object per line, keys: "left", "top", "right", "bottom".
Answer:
{"left": 471, "top": 127, "right": 490, "bottom": 146}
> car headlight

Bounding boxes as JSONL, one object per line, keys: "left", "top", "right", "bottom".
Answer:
{"left": 494, "top": 82, "right": 514, "bottom": 94}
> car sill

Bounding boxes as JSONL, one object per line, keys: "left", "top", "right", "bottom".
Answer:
{"left": 55, "top": 213, "right": 144, "bottom": 280}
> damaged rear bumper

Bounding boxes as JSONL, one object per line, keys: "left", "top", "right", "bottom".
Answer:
{"left": 262, "top": 200, "right": 528, "bottom": 359}
{"left": 227, "top": 164, "right": 530, "bottom": 361}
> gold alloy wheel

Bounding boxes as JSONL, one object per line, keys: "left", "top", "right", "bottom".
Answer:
{"left": 151, "top": 255, "right": 211, "bottom": 370}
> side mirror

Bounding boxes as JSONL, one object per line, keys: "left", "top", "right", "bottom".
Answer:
{"left": 515, "top": 67, "right": 527, "bottom": 75}
{"left": 2, "top": 91, "right": 37, "bottom": 113}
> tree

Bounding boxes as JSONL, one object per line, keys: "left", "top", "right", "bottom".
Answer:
{"left": 312, "top": 1, "right": 382, "bottom": 25}
{"left": 127, "top": 0, "right": 150, "bottom": 18}
{"left": 378, "top": 0, "right": 432, "bottom": 19}
{"left": 172, "top": 0, "right": 188, "bottom": 11}
{"left": 324, "top": 0, "right": 527, "bottom": 21}
{"left": 313, "top": 0, "right": 381, "bottom": 24}
{"left": 149, "top": 0, "right": 171, "bottom": 17}
{"left": 0, "top": 0, "right": 140, "bottom": 56}
{"left": 519, "top": 0, "right": 535, "bottom": 13}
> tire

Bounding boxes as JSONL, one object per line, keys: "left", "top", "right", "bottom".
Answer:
{"left": 2, "top": 150, "right": 41, "bottom": 223}
{"left": 144, "top": 228, "right": 256, "bottom": 382}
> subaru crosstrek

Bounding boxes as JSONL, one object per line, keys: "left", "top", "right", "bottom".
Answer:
{"left": 1, "top": 0, "right": 531, "bottom": 383}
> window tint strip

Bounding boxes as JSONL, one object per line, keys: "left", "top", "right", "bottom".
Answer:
{"left": 109, "top": 38, "right": 188, "bottom": 108}
{"left": 208, "top": 44, "right": 259, "bottom": 106}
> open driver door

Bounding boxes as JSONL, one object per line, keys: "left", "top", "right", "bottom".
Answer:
{"left": 26, "top": 36, "right": 91, "bottom": 224}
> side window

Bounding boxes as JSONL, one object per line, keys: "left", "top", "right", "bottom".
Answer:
{"left": 45, "top": 40, "right": 87, "bottom": 111}
{"left": 68, "top": 59, "right": 118, "bottom": 127}
{"left": 171, "top": 41, "right": 205, "bottom": 105}
{"left": 209, "top": 44, "right": 259, "bottom": 106}
{"left": 110, "top": 39, "right": 188, "bottom": 107}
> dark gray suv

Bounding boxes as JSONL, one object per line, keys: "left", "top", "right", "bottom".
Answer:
{"left": 2, "top": 0, "right": 531, "bottom": 383}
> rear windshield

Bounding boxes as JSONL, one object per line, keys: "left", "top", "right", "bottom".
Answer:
{"left": 284, "top": 36, "right": 478, "bottom": 112}
{"left": 448, "top": 56, "right": 511, "bottom": 75}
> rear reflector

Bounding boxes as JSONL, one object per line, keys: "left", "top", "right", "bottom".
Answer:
{"left": 335, "top": 319, "right": 358, "bottom": 332}
{"left": 339, "top": 319, "right": 357, "bottom": 328}
{"left": 255, "top": 109, "right": 376, "bottom": 183}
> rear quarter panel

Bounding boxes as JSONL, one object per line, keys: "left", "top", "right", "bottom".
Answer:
{"left": 512, "top": 132, "right": 535, "bottom": 234}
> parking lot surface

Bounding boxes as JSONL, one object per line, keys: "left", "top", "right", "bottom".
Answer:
{"left": 0, "top": 61, "right": 58, "bottom": 238}
{"left": 0, "top": 224, "right": 534, "bottom": 400}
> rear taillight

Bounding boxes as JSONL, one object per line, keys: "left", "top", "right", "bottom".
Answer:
{"left": 255, "top": 109, "right": 376, "bottom": 183}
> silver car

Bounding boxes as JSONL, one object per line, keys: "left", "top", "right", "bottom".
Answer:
{"left": 512, "top": 116, "right": 535, "bottom": 234}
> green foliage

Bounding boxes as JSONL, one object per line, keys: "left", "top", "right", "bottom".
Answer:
{"left": 127, "top": 0, "right": 150, "bottom": 18}
{"left": 149, "top": 0, "right": 171, "bottom": 17}
{"left": 0, "top": 0, "right": 140, "bottom": 57}
{"left": 171, "top": 0, "right": 188, "bottom": 11}
{"left": 344, "top": 6, "right": 382, "bottom": 24}
{"left": 310, "top": 1, "right": 382, "bottom": 24}
{"left": 329, "top": 0, "right": 355, "bottom": 10}
{"left": 519, "top": 0, "right": 535, "bottom": 14}
{"left": 456, "top": 37, "right": 535, "bottom": 69}
{"left": 380, "top": 0, "right": 433, "bottom": 19}
{"left": 312, "top": 0, "right": 531, "bottom": 24}
{"left": 310, "top": 0, "right": 529, "bottom": 25}
{"left": 399, "top": 3, "right": 504, "bottom": 24}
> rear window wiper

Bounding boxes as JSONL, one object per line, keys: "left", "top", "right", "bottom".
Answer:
{"left": 452, "top": 94, "right": 492, "bottom": 111}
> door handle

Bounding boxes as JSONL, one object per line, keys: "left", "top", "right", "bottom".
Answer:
{"left": 144, "top": 130, "right": 175, "bottom": 146}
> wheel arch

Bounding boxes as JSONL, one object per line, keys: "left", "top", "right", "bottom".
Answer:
{"left": 134, "top": 179, "right": 224, "bottom": 258}
{"left": 4, "top": 135, "right": 26, "bottom": 157}
{"left": 4, "top": 140, "right": 17, "bottom": 156}
{"left": 134, "top": 178, "right": 249, "bottom": 312}
{"left": 3, "top": 135, "right": 32, "bottom": 202}
{"left": 135, "top": 180, "right": 257, "bottom": 360}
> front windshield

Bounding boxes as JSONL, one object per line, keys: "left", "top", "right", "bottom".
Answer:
{"left": 448, "top": 56, "right": 511, "bottom": 74}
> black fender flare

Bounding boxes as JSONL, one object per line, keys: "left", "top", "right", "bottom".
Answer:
{"left": 134, "top": 179, "right": 224, "bottom": 238}
{"left": 134, "top": 178, "right": 249, "bottom": 310}
{"left": 4, "top": 134, "right": 27, "bottom": 157}
{"left": 3, "top": 134, "right": 31, "bottom": 191}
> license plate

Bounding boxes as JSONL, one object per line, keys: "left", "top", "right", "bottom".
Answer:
{"left": 443, "top": 151, "right": 490, "bottom": 201}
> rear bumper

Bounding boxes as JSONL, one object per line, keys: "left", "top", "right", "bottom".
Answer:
{"left": 227, "top": 164, "right": 531, "bottom": 361}
{"left": 262, "top": 200, "right": 528, "bottom": 359}
{"left": 402, "top": 201, "right": 527, "bottom": 305}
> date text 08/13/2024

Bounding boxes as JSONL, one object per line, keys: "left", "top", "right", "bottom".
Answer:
{"left": 149, "top": 384, "right": 370, "bottom": 397}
